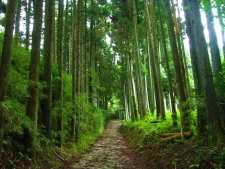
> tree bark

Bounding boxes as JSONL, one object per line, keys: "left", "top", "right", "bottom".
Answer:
{"left": 25, "top": 0, "right": 31, "bottom": 50}
{"left": 88, "top": 0, "right": 96, "bottom": 105}
{"left": 42, "top": 0, "right": 55, "bottom": 139}
{"left": 0, "top": 0, "right": 17, "bottom": 161}
{"left": 163, "top": 0, "right": 190, "bottom": 131}
{"left": 63, "top": 0, "right": 70, "bottom": 73}
{"left": 71, "top": 0, "right": 79, "bottom": 142}
{"left": 182, "top": 0, "right": 207, "bottom": 136}
{"left": 204, "top": 0, "right": 222, "bottom": 74}
{"left": 144, "top": 0, "right": 162, "bottom": 119}
{"left": 14, "top": 0, "right": 21, "bottom": 44}
{"left": 184, "top": 0, "right": 225, "bottom": 142}
{"left": 57, "top": 0, "right": 64, "bottom": 147}
{"left": 151, "top": 1, "right": 165, "bottom": 119}
{"left": 23, "top": 0, "right": 43, "bottom": 159}
{"left": 161, "top": 131, "right": 193, "bottom": 142}
{"left": 217, "top": 6, "right": 225, "bottom": 60}
{"left": 52, "top": 2, "right": 56, "bottom": 62}
{"left": 131, "top": 0, "right": 146, "bottom": 119}
{"left": 171, "top": 0, "right": 190, "bottom": 98}
{"left": 161, "top": 131, "right": 193, "bottom": 138}
{"left": 159, "top": 6, "right": 177, "bottom": 126}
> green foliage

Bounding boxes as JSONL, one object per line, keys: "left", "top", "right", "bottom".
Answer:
{"left": 0, "top": 33, "right": 31, "bottom": 103}
{"left": 161, "top": 69, "right": 169, "bottom": 93}
{"left": 7, "top": 67, "right": 28, "bottom": 102}
{"left": 75, "top": 93, "right": 105, "bottom": 136}
{"left": 214, "top": 147, "right": 225, "bottom": 167}
{"left": 89, "top": 68, "right": 105, "bottom": 91}
{"left": 109, "top": 94, "right": 122, "bottom": 111}
{"left": 0, "top": 17, "right": 5, "bottom": 29}
{"left": 214, "top": 70, "right": 225, "bottom": 101}
{"left": 201, "top": 0, "right": 212, "bottom": 12}
{"left": 123, "top": 113, "right": 182, "bottom": 146}
{"left": 0, "top": 33, "right": 34, "bottom": 136}
{"left": 52, "top": 93, "right": 106, "bottom": 155}
{"left": 141, "top": 63, "right": 148, "bottom": 75}
{"left": 189, "top": 163, "right": 199, "bottom": 168}
{"left": 190, "top": 146, "right": 225, "bottom": 168}
{"left": 123, "top": 112, "right": 225, "bottom": 168}
{"left": 123, "top": 110, "right": 197, "bottom": 144}
{"left": 213, "top": 61, "right": 225, "bottom": 126}
{"left": 63, "top": 73, "right": 73, "bottom": 101}
{"left": 11, "top": 42, "right": 30, "bottom": 72}
{"left": 52, "top": 100, "right": 74, "bottom": 142}
{"left": 0, "top": 32, "right": 4, "bottom": 50}
{"left": 3, "top": 99, "right": 32, "bottom": 135}
{"left": 101, "top": 109, "right": 110, "bottom": 121}
{"left": 51, "top": 90, "right": 106, "bottom": 149}
{"left": 100, "top": 4, "right": 111, "bottom": 17}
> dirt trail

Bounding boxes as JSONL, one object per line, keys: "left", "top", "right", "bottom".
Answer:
{"left": 71, "top": 120, "right": 143, "bottom": 169}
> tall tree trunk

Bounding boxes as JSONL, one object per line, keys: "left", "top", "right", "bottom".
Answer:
{"left": 128, "top": 52, "right": 138, "bottom": 121}
{"left": 151, "top": 2, "right": 165, "bottom": 119}
{"left": 217, "top": 6, "right": 225, "bottom": 60}
{"left": 145, "top": 29, "right": 155, "bottom": 114}
{"left": 23, "top": 0, "right": 43, "bottom": 159}
{"left": 52, "top": 2, "right": 56, "bottom": 62}
{"left": 175, "top": 0, "right": 191, "bottom": 97}
{"left": 0, "top": 0, "right": 3, "bottom": 16}
{"left": 73, "top": 0, "right": 83, "bottom": 141}
{"left": 184, "top": 0, "right": 225, "bottom": 142}
{"left": 84, "top": 0, "right": 88, "bottom": 93}
{"left": 204, "top": 0, "right": 222, "bottom": 74}
{"left": 88, "top": 0, "right": 97, "bottom": 105}
{"left": 25, "top": 0, "right": 31, "bottom": 50}
{"left": 123, "top": 40, "right": 138, "bottom": 121}
{"left": 172, "top": 0, "right": 190, "bottom": 98}
{"left": 146, "top": 51, "right": 155, "bottom": 114}
{"left": 131, "top": 0, "right": 146, "bottom": 119}
{"left": 42, "top": 0, "right": 55, "bottom": 139}
{"left": 71, "top": 0, "right": 78, "bottom": 141}
{"left": 147, "top": 12, "right": 160, "bottom": 118}
{"left": 89, "top": 0, "right": 93, "bottom": 103}
{"left": 63, "top": 0, "right": 69, "bottom": 73}
{"left": 163, "top": 0, "right": 190, "bottom": 131}
{"left": 145, "top": 0, "right": 164, "bottom": 118}
{"left": 183, "top": 0, "right": 207, "bottom": 136}
{"left": 14, "top": 0, "right": 21, "bottom": 44}
{"left": 159, "top": 7, "right": 177, "bottom": 126}
{"left": 216, "top": 1, "right": 225, "bottom": 130}
{"left": 0, "top": 0, "right": 17, "bottom": 161}
{"left": 57, "top": 0, "right": 64, "bottom": 147}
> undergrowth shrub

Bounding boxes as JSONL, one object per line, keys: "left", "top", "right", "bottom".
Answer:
{"left": 7, "top": 67, "right": 28, "bottom": 103}
{"left": 2, "top": 39, "right": 33, "bottom": 141}
{"left": 3, "top": 99, "right": 32, "bottom": 136}
{"left": 123, "top": 110, "right": 198, "bottom": 146}
{"left": 75, "top": 93, "right": 104, "bottom": 138}
{"left": 51, "top": 86, "right": 106, "bottom": 153}
{"left": 55, "top": 92, "right": 106, "bottom": 154}
{"left": 122, "top": 112, "right": 225, "bottom": 168}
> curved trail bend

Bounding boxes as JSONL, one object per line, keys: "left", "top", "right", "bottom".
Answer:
{"left": 71, "top": 120, "right": 143, "bottom": 169}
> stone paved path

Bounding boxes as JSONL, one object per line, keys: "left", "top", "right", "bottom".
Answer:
{"left": 71, "top": 120, "right": 143, "bottom": 169}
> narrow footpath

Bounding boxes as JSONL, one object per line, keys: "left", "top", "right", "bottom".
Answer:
{"left": 71, "top": 120, "right": 143, "bottom": 169}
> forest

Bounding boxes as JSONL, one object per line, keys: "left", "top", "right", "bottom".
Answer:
{"left": 0, "top": 0, "right": 225, "bottom": 168}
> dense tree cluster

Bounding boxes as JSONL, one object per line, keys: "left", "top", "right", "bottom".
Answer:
{"left": 0, "top": 0, "right": 225, "bottom": 166}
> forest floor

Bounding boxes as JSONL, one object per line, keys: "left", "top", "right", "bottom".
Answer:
{"left": 2, "top": 119, "right": 225, "bottom": 168}
{"left": 59, "top": 119, "right": 225, "bottom": 169}
{"left": 61, "top": 120, "right": 144, "bottom": 169}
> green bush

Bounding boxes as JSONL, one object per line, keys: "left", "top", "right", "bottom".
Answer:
{"left": 3, "top": 99, "right": 32, "bottom": 135}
